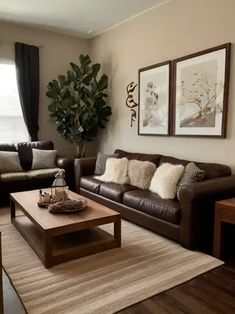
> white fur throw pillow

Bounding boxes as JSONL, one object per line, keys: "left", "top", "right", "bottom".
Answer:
{"left": 95, "top": 157, "right": 129, "bottom": 185}
{"left": 128, "top": 160, "right": 156, "bottom": 189}
{"left": 150, "top": 163, "right": 184, "bottom": 199}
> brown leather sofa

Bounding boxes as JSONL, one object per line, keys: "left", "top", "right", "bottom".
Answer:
{"left": 74, "top": 149, "right": 235, "bottom": 253}
{"left": 0, "top": 141, "right": 74, "bottom": 205}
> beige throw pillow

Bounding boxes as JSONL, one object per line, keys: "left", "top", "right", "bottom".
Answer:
{"left": 0, "top": 151, "right": 23, "bottom": 174}
{"left": 150, "top": 163, "right": 184, "bottom": 199}
{"left": 95, "top": 157, "right": 129, "bottom": 185}
{"left": 94, "top": 152, "right": 118, "bottom": 175}
{"left": 128, "top": 160, "right": 156, "bottom": 189}
{"left": 32, "top": 149, "right": 57, "bottom": 170}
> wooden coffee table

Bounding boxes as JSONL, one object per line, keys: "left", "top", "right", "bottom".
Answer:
{"left": 10, "top": 189, "right": 121, "bottom": 268}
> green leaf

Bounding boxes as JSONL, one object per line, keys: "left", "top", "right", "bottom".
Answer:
{"left": 79, "top": 54, "right": 91, "bottom": 67}
{"left": 48, "top": 102, "right": 58, "bottom": 112}
{"left": 92, "top": 63, "right": 101, "bottom": 78}
{"left": 58, "top": 75, "right": 67, "bottom": 88}
{"left": 83, "top": 86, "right": 93, "bottom": 99}
{"left": 52, "top": 80, "right": 60, "bottom": 92}
{"left": 48, "top": 81, "right": 56, "bottom": 90}
{"left": 83, "top": 73, "right": 94, "bottom": 85}
{"left": 67, "top": 70, "right": 76, "bottom": 82}
{"left": 99, "top": 106, "right": 112, "bottom": 117}
{"left": 90, "top": 80, "right": 98, "bottom": 96}
{"left": 60, "top": 98, "right": 73, "bottom": 108}
{"left": 94, "top": 98, "right": 106, "bottom": 109}
{"left": 96, "top": 92, "right": 108, "bottom": 98}
{"left": 70, "top": 62, "right": 82, "bottom": 77}
{"left": 46, "top": 90, "right": 57, "bottom": 99}
{"left": 97, "top": 74, "right": 108, "bottom": 91}
{"left": 60, "top": 86, "right": 69, "bottom": 99}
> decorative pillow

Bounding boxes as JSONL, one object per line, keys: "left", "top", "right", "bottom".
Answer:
{"left": 0, "top": 151, "right": 23, "bottom": 174}
{"left": 177, "top": 162, "right": 205, "bottom": 199}
{"left": 95, "top": 157, "right": 129, "bottom": 185}
{"left": 94, "top": 152, "right": 118, "bottom": 175}
{"left": 128, "top": 160, "right": 156, "bottom": 189}
{"left": 149, "top": 163, "right": 184, "bottom": 199}
{"left": 31, "top": 149, "right": 57, "bottom": 170}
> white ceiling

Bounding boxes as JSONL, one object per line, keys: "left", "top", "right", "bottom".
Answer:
{"left": 0, "top": 0, "right": 169, "bottom": 38}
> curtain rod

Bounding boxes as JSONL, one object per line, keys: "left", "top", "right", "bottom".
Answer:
{"left": 0, "top": 40, "right": 43, "bottom": 48}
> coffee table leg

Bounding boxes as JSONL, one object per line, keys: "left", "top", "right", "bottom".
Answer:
{"left": 44, "top": 232, "right": 53, "bottom": 268}
{"left": 10, "top": 198, "right": 15, "bottom": 221}
{"left": 114, "top": 217, "right": 121, "bottom": 247}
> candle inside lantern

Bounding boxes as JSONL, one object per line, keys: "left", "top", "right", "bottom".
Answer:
{"left": 51, "top": 169, "right": 69, "bottom": 203}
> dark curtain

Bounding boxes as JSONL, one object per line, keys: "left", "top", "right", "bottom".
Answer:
{"left": 15, "top": 42, "right": 39, "bottom": 141}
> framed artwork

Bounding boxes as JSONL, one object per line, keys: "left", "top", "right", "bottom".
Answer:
{"left": 138, "top": 61, "right": 171, "bottom": 136}
{"left": 172, "top": 43, "right": 231, "bottom": 137}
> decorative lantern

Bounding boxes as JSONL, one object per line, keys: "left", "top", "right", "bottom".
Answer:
{"left": 51, "top": 169, "right": 69, "bottom": 203}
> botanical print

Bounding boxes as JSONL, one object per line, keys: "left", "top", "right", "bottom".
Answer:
{"left": 179, "top": 60, "right": 220, "bottom": 128}
{"left": 174, "top": 46, "right": 229, "bottom": 137}
{"left": 139, "top": 63, "right": 170, "bottom": 135}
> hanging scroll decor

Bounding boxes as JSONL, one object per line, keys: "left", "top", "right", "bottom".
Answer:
{"left": 126, "top": 82, "right": 138, "bottom": 127}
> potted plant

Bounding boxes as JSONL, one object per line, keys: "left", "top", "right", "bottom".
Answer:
{"left": 46, "top": 54, "right": 111, "bottom": 157}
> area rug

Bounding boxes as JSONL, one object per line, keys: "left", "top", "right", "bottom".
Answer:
{"left": 1, "top": 210, "right": 223, "bottom": 314}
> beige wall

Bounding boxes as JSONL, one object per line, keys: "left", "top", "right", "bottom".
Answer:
{"left": 90, "top": 0, "right": 235, "bottom": 171}
{"left": 0, "top": 21, "right": 89, "bottom": 156}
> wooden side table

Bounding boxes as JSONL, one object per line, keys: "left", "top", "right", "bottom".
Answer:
{"left": 213, "top": 198, "right": 235, "bottom": 259}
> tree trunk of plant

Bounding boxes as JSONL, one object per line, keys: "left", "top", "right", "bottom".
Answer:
{"left": 76, "top": 143, "right": 86, "bottom": 158}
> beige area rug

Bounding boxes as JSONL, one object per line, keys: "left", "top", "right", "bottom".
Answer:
{"left": 0, "top": 208, "right": 223, "bottom": 314}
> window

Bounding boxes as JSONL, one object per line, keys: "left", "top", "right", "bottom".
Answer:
{"left": 0, "top": 62, "right": 28, "bottom": 143}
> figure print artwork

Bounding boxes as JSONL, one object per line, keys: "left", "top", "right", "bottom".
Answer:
{"left": 138, "top": 61, "right": 170, "bottom": 136}
{"left": 172, "top": 43, "right": 231, "bottom": 137}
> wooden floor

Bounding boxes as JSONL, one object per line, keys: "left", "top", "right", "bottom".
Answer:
{"left": 3, "top": 271, "right": 25, "bottom": 314}
{"left": 3, "top": 263, "right": 235, "bottom": 313}
{"left": 118, "top": 263, "right": 235, "bottom": 314}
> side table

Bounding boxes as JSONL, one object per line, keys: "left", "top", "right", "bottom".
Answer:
{"left": 213, "top": 198, "right": 235, "bottom": 259}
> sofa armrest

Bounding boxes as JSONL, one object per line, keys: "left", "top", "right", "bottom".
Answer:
{"left": 74, "top": 157, "right": 96, "bottom": 193}
{"left": 56, "top": 157, "right": 74, "bottom": 190}
{"left": 179, "top": 175, "right": 235, "bottom": 252}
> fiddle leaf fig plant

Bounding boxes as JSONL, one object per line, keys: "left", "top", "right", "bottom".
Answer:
{"left": 46, "top": 54, "right": 111, "bottom": 157}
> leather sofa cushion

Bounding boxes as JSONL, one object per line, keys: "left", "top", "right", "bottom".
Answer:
{"left": 17, "top": 141, "right": 54, "bottom": 170}
{"left": 0, "top": 172, "right": 31, "bottom": 182}
{"left": 115, "top": 149, "right": 161, "bottom": 167}
{"left": 159, "top": 155, "right": 231, "bottom": 180}
{"left": 159, "top": 156, "right": 188, "bottom": 167}
{"left": 80, "top": 176, "right": 102, "bottom": 194}
{"left": 28, "top": 168, "right": 60, "bottom": 179}
{"left": 123, "top": 190, "right": 181, "bottom": 224}
{"left": 0, "top": 144, "right": 17, "bottom": 152}
{"left": 99, "top": 182, "right": 136, "bottom": 203}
